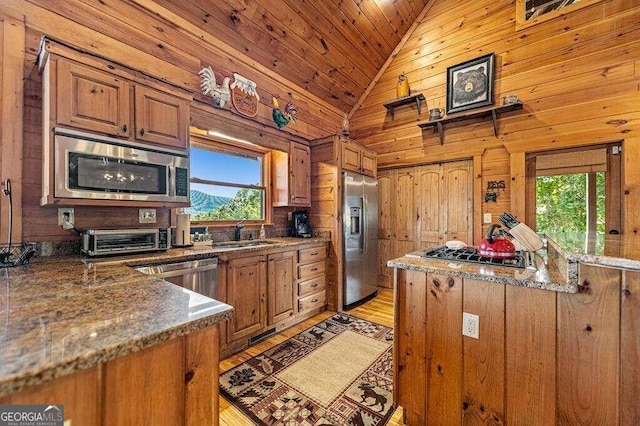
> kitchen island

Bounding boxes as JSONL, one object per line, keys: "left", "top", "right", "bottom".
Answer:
{"left": 389, "top": 234, "right": 640, "bottom": 425}
{"left": 0, "top": 257, "right": 233, "bottom": 426}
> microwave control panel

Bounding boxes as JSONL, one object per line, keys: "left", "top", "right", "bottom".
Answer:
{"left": 175, "top": 167, "right": 189, "bottom": 197}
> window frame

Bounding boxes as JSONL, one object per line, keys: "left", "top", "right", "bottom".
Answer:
{"left": 188, "top": 133, "right": 272, "bottom": 227}
{"left": 516, "top": 0, "right": 605, "bottom": 30}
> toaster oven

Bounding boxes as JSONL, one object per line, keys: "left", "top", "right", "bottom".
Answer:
{"left": 81, "top": 228, "right": 171, "bottom": 257}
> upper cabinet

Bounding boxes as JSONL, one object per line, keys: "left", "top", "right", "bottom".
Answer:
{"left": 134, "top": 85, "right": 189, "bottom": 149}
{"left": 341, "top": 139, "right": 376, "bottom": 178}
{"left": 56, "top": 60, "right": 131, "bottom": 138}
{"left": 272, "top": 142, "right": 311, "bottom": 207}
{"left": 44, "top": 50, "right": 190, "bottom": 150}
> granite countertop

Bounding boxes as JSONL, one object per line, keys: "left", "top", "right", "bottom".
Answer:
{"left": 0, "top": 237, "right": 328, "bottom": 398}
{"left": 387, "top": 251, "right": 575, "bottom": 293}
{"left": 0, "top": 258, "right": 233, "bottom": 398}
{"left": 84, "top": 237, "right": 330, "bottom": 267}
{"left": 545, "top": 233, "right": 640, "bottom": 270}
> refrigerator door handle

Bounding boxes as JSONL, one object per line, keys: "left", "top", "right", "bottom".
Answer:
{"left": 361, "top": 197, "right": 366, "bottom": 253}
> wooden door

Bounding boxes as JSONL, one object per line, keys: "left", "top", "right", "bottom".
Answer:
{"left": 361, "top": 148, "right": 377, "bottom": 177}
{"left": 377, "top": 170, "right": 393, "bottom": 288}
{"left": 393, "top": 168, "right": 416, "bottom": 258}
{"left": 134, "top": 85, "right": 188, "bottom": 149}
{"left": 267, "top": 250, "right": 296, "bottom": 324}
{"left": 417, "top": 164, "right": 443, "bottom": 250}
{"left": 226, "top": 254, "right": 267, "bottom": 342}
{"left": 342, "top": 142, "right": 361, "bottom": 173}
{"left": 290, "top": 142, "right": 311, "bottom": 206}
{"left": 442, "top": 161, "right": 473, "bottom": 244}
{"left": 57, "top": 59, "right": 130, "bottom": 137}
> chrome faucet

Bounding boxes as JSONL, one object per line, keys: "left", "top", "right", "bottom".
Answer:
{"left": 233, "top": 222, "right": 244, "bottom": 241}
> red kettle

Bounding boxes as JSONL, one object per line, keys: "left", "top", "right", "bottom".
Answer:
{"left": 477, "top": 224, "right": 516, "bottom": 258}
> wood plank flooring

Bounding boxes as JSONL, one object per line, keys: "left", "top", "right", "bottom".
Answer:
{"left": 219, "top": 288, "right": 405, "bottom": 425}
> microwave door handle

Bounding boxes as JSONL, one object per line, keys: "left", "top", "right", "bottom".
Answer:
{"left": 168, "top": 166, "right": 175, "bottom": 197}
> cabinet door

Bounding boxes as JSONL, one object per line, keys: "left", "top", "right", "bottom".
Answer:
{"left": 342, "top": 143, "right": 361, "bottom": 173}
{"left": 361, "top": 149, "right": 377, "bottom": 177}
{"left": 267, "top": 251, "right": 296, "bottom": 324}
{"left": 290, "top": 142, "right": 311, "bottom": 206}
{"left": 442, "top": 161, "right": 473, "bottom": 244}
{"left": 393, "top": 168, "right": 417, "bottom": 258}
{"left": 377, "top": 170, "right": 393, "bottom": 288}
{"left": 226, "top": 255, "right": 267, "bottom": 342}
{"left": 417, "top": 164, "right": 443, "bottom": 249}
{"left": 134, "top": 85, "right": 189, "bottom": 149}
{"left": 57, "top": 59, "right": 130, "bottom": 137}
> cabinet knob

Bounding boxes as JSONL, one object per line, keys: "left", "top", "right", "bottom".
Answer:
{"left": 122, "top": 124, "right": 128, "bottom": 132}
{"left": 139, "top": 128, "right": 145, "bottom": 136}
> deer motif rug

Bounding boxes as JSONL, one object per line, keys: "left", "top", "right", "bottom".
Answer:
{"left": 219, "top": 313, "right": 394, "bottom": 425}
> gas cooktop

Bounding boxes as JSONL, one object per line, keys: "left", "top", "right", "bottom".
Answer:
{"left": 407, "top": 246, "right": 529, "bottom": 269}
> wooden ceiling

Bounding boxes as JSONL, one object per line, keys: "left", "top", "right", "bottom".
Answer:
{"left": 152, "top": 0, "right": 431, "bottom": 114}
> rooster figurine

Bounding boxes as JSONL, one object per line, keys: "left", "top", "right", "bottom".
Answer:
{"left": 198, "top": 66, "right": 231, "bottom": 108}
{"left": 271, "top": 94, "right": 297, "bottom": 129}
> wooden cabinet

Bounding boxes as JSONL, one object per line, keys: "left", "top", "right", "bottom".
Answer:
{"left": 134, "top": 85, "right": 189, "bottom": 149}
{"left": 267, "top": 251, "right": 296, "bottom": 324}
{"left": 272, "top": 142, "right": 311, "bottom": 207}
{"left": 220, "top": 243, "right": 328, "bottom": 356}
{"left": 46, "top": 54, "right": 190, "bottom": 149}
{"left": 297, "top": 244, "right": 327, "bottom": 314}
{"left": 342, "top": 139, "right": 377, "bottom": 177}
{"left": 377, "top": 160, "right": 473, "bottom": 288}
{"left": 56, "top": 60, "right": 131, "bottom": 137}
{"left": 225, "top": 254, "right": 267, "bottom": 342}
{"left": 1, "top": 325, "right": 220, "bottom": 426}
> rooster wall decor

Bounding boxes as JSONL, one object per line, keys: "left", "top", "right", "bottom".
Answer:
{"left": 271, "top": 94, "right": 297, "bottom": 129}
{"left": 198, "top": 66, "right": 231, "bottom": 108}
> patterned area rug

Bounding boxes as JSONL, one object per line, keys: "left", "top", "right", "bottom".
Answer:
{"left": 220, "top": 313, "right": 394, "bottom": 425}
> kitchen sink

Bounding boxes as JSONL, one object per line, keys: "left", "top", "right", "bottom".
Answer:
{"left": 211, "top": 240, "right": 282, "bottom": 249}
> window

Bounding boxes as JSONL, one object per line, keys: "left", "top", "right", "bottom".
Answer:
{"left": 516, "top": 0, "right": 604, "bottom": 29}
{"left": 185, "top": 136, "right": 268, "bottom": 223}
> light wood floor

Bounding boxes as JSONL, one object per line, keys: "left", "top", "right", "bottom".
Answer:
{"left": 219, "top": 288, "right": 405, "bottom": 425}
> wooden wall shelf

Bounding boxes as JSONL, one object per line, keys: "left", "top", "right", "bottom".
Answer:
{"left": 417, "top": 102, "right": 524, "bottom": 144}
{"left": 383, "top": 93, "right": 425, "bottom": 120}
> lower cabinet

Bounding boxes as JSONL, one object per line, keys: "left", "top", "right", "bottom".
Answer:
{"left": 225, "top": 254, "right": 267, "bottom": 342}
{"left": 221, "top": 243, "right": 327, "bottom": 356}
{"left": 267, "top": 251, "right": 297, "bottom": 324}
{"left": 0, "top": 325, "right": 220, "bottom": 426}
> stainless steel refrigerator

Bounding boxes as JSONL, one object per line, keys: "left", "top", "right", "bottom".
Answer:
{"left": 343, "top": 171, "right": 378, "bottom": 308}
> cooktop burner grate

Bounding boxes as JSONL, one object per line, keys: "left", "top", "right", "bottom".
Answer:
{"left": 416, "top": 246, "right": 527, "bottom": 269}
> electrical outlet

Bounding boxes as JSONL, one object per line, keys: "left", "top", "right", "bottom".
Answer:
{"left": 57, "top": 208, "right": 75, "bottom": 226}
{"left": 483, "top": 213, "right": 492, "bottom": 224}
{"left": 462, "top": 312, "right": 479, "bottom": 339}
{"left": 139, "top": 208, "right": 157, "bottom": 224}
{"left": 287, "top": 211, "right": 293, "bottom": 221}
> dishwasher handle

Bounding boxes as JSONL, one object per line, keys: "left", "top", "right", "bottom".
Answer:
{"left": 134, "top": 257, "right": 218, "bottom": 277}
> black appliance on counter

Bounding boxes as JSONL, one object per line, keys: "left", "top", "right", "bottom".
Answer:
{"left": 292, "top": 210, "right": 312, "bottom": 238}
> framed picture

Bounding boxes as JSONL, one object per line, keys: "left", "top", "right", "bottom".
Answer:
{"left": 446, "top": 53, "right": 495, "bottom": 114}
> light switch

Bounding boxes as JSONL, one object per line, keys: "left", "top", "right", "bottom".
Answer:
{"left": 483, "top": 213, "right": 492, "bottom": 224}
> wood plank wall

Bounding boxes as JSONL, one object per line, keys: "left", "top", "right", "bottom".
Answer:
{"left": 350, "top": 0, "right": 640, "bottom": 238}
{"left": 1, "top": 2, "right": 336, "bottom": 243}
{"left": 395, "top": 265, "right": 639, "bottom": 424}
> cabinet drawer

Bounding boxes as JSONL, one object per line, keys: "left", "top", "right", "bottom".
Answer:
{"left": 298, "top": 260, "right": 325, "bottom": 280}
{"left": 298, "top": 275, "right": 326, "bottom": 297}
{"left": 298, "top": 290, "right": 326, "bottom": 312}
{"left": 299, "top": 246, "right": 326, "bottom": 264}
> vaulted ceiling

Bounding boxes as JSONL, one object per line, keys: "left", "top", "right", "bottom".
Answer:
{"left": 152, "top": 0, "right": 431, "bottom": 114}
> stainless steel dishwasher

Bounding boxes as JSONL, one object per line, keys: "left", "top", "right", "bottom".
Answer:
{"left": 134, "top": 257, "right": 219, "bottom": 299}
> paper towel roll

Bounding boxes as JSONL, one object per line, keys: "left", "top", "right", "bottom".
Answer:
{"left": 176, "top": 213, "right": 191, "bottom": 246}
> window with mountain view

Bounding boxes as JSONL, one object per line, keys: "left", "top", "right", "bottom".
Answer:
{"left": 185, "top": 141, "right": 265, "bottom": 222}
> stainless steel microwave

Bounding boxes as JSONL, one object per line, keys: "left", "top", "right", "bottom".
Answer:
{"left": 54, "top": 128, "right": 189, "bottom": 203}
